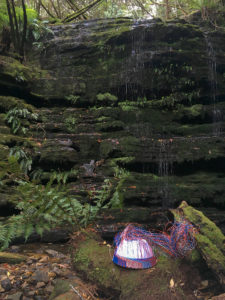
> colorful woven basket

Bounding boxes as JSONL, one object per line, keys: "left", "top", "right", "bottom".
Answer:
{"left": 112, "top": 221, "right": 196, "bottom": 269}
{"left": 113, "top": 225, "right": 157, "bottom": 269}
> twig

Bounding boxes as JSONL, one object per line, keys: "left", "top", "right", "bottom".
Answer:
{"left": 70, "top": 284, "right": 85, "bottom": 300}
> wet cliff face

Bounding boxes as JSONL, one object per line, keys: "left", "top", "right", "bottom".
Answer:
{"left": 1, "top": 18, "right": 225, "bottom": 215}
{"left": 31, "top": 18, "right": 225, "bottom": 103}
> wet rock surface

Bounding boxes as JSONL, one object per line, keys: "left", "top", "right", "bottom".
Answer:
{"left": 0, "top": 16, "right": 225, "bottom": 300}
{"left": 0, "top": 18, "right": 225, "bottom": 213}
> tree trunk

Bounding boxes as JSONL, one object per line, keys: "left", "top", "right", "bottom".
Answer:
{"left": 56, "top": 0, "right": 62, "bottom": 19}
{"left": 11, "top": 0, "right": 20, "bottom": 49}
{"left": 35, "top": 0, "right": 41, "bottom": 18}
{"left": 49, "top": 0, "right": 60, "bottom": 18}
{"left": 165, "top": 0, "right": 170, "bottom": 19}
{"left": 5, "top": 0, "right": 16, "bottom": 50}
{"left": 39, "top": 0, "right": 55, "bottom": 18}
{"left": 20, "top": 0, "right": 27, "bottom": 59}
{"left": 65, "top": 0, "right": 88, "bottom": 19}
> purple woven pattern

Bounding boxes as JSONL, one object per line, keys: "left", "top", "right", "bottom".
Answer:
{"left": 114, "top": 221, "right": 196, "bottom": 259}
{"left": 113, "top": 254, "right": 157, "bottom": 269}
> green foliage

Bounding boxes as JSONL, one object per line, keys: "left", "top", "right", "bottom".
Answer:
{"left": 137, "top": 96, "right": 148, "bottom": 107}
{"left": 31, "top": 19, "right": 54, "bottom": 50}
{"left": 110, "top": 166, "right": 130, "bottom": 208}
{"left": 30, "top": 168, "right": 43, "bottom": 181}
{"left": 5, "top": 108, "right": 38, "bottom": 135}
{"left": 103, "top": 3, "right": 132, "bottom": 18}
{"left": 0, "top": 2, "right": 9, "bottom": 30}
{"left": 119, "top": 99, "right": 148, "bottom": 110}
{"left": 0, "top": 175, "right": 114, "bottom": 250}
{"left": 65, "top": 95, "right": 80, "bottom": 105}
{"left": 65, "top": 116, "right": 77, "bottom": 132}
{"left": 87, "top": 179, "right": 112, "bottom": 209}
{"left": 0, "top": 155, "right": 22, "bottom": 183}
{"left": 96, "top": 93, "right": 118, "bottom": 105}
{"left": 9, "top": 146, "right": 32, "bottom": 175}
{"left": 51, "top": 169, "right": 78, "bottom": 184}
{"left": 0, "top": 4, "right": 37, "bottom": 38}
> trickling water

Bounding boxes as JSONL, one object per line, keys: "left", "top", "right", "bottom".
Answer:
{"left": 122, "top": 22, "right": 147, "bottom": 100}
{"left": 157, "top": 139, "right": 173, "bottom": 208}
{"left": 204, "top": 33, "right": 222, "bottom": 136}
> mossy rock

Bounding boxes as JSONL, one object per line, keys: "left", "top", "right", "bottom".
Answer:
{"left": 172, "top": 202, "right": 225, "bottom": 286}
{"left": 39, "top": 143, "right": 79, "bottom": 170}
{"left": 0, "top": 55, "right": 47, "bottom": 92}
{"left": 0, "top": 133, "right": 31, "bottom": 147}
{"left": 73, "top": 230, "right": 202, "bottom": 299}
{"left": 0, "top": 126, "right": 11, "bottom": 134}
{"left": 96, "top": 120, "right": 125, "bottom": 132}
{"left": 49, "top": 279, "right": 71, "bottom": 300}
{"left": 0, "top": 144, "right": 9, "bottom": 161}
{"left": 0, "top": 96, "right": 34, "bottom": 113}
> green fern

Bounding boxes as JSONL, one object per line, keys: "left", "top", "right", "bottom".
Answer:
{"left": 5, "top": 108, "right": 38, "bottom": 135}
{"left": 0, "top": 174, "right": 117, "bottom": 250}
{"left": 51, "top": 170, "right": 78, "bottom": 185}
{"left": 9, "top": 146, "right": 32, "bottom": 175}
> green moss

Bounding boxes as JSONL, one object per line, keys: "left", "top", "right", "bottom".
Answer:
{"left": 182, "top": 104, "right": 203, "bottom": 118}
{"left": 0, "top": 133, "right": 27, "bottom": 146}
{"left": 96, "top": 92, "right": 118, "bottom": 102}
{"left": 74, "top": 233, "right": 119, "bottom": 291}
{"left": 0, "top": 96, "right": 34, "bottom": 113}
{"left": 110, "top": 156, "right": 135, "bottom": 165}
{"left": 181, "top": 205, "right": 225, "bottom": 251}
{"left": 0, "top": 55, "right": 43, "bottom": 85}
{"left": 173, "top": 203, "right": 225, "bottom": 284}
{"left": 96, "top": 120, "right": 124, "bottom": 132}
{"left": 93, "top": 22, "right": 131, "bottom": 45}
{"left": 188, "top": 249, "right": 202, "bottom": 264}
{"left": 64, "top": 116, "right": 77, "bottom": 133}
{"left": 49, "top": 279, "right": 71, "bottom": 300}
{"left": 73, "top": 230, "right": 196, "bottom": 299}
{"left": 196, "top": 234, "right": 225, "bottom": 269}
{"left": 0, "top": 144, "right": 9, "bottom": 161}
{"left": 0, "top": 126, "right": 11, "bottom": 134}
{"left": 99, "top": 139, "right": 118, "bottom": 158}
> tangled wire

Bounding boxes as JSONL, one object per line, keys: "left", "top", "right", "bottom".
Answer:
{"left": 114, "top": 220, "right": 197, "bottom": 258}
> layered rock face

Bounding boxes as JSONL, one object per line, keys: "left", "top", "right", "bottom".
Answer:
{"left": 0, "top": 18, "right": 225, "bottom": 217}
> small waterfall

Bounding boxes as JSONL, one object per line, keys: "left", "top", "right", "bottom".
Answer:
{"left": 204, "top": 33, "right": 222, "bottom": 136}
{"left": 122, "top": 21, "right": 146, "bottom": 100}
{"left": 157, "top": 139, "right": 173, "bottom": 208}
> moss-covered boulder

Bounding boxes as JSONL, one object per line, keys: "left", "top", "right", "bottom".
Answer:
{"left": 0, "top": 96, "right": 34, "bottom": 113}
{"left": 172, "top": 201, "right": 225, "bottom": 287}
{"left": 38, "top": 140, "right": 80, "bottom": 170}
{"left": 73, "top": 229, "right": 207, "bottom": 299}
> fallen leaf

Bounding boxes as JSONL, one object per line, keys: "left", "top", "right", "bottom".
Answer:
{"left": 39, "top": 256, "right": 49, "bottom": 263}
{"left": 180, "top": 282, "right": 185, "bottom": 286}
{"left": 170, "top": 278, "right": 175, "bottom": 288}
{"left": 128, "top": 186, "right": 136, "bottom": 189}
